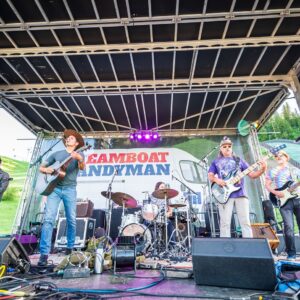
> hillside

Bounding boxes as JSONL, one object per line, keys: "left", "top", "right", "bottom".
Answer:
{"left": 0, "top": 156, "right": 29, "bottom": 234}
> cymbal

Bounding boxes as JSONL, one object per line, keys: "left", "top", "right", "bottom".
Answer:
{"left": 101, "top": 191, "right": 137, "bottom": 208}
{"left": 152, "top": 188, "right": 179, "bottom": 200}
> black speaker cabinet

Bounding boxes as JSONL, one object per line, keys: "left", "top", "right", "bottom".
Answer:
{"left": 192, "top": 238, "right": 277, "bottom": 291}
{"left": 92, "top": 209, "right": 106, "bottom": 229}
{"left": 0, "top": 237, "right": 30, "bottom": 270}
{"left": 54, "top": 218, "right": 95, "bottom": 249}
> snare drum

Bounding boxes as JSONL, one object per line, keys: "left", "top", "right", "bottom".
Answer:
{"left": 142, "top": 204, "right": 159, "bottom": 221}
{"left": 168, "top": 197, "right": 186, "bottom": 208}
{"left": 121, "top": 223, "right": 152, "bottom": 254}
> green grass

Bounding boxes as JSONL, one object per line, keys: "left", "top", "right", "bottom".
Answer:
{"left": 0, "top": 156, "right": 29, "bottom": 234}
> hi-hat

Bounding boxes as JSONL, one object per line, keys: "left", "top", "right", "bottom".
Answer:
{"left": 152, "top": 188, "right": 179, "bottom": 200}
{"left": 101, "top": 191, "right": 137, "bottom": 208}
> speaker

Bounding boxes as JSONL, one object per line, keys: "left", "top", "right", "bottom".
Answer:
{"left": 91, "top": 209, "right": 106, "bottom": 229}
{"left": 192, "top": 238, "right": 277, "bottom": 291}
{"left": 54, "top": 218, "right": 95, "bottom": 249}
{"left": 251, "top": 223, "right": 279, "bottom": 250}
{"left": 0, "top": 237, "right": 30, "bottom": 273}
{"left": 109, "top": 207, "right": 141, "bottom": 241}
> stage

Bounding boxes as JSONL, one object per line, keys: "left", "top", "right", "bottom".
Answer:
{"left": 23, "top": 253, "right": 297, "bottom": 299}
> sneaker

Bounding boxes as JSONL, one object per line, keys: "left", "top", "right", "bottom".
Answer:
{"left": 287, "top": 255, "right": 296, "bottom": 261}
{"left": 65, "top": 248, "right": 73, "bottom": 255}
{"left": 37, "top": 254, "right": 48, "bottom": 267}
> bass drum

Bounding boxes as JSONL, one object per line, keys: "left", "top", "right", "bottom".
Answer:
{"left": 121, "top": 223, "right": 152, "bottom": 254}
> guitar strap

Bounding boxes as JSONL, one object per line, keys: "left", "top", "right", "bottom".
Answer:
{"left": 233, "top": 156, "right": 241, "bottom": 173}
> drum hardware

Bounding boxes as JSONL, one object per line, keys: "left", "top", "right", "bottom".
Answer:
{"left": 120, "top": 223, "right": 152, "bottom": 255}
{"left": 101, "top": 190, "right": 138, "bottom": 242}
{"left": 152, "top": 188, "right": 179, "bottom": 253}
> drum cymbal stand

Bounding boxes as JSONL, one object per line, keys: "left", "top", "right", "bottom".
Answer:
{"left": 105, "top": 167, "right": 118, "bottom": 244}
{"left": 168, "top": 207, "right": 189, "bottom": 259}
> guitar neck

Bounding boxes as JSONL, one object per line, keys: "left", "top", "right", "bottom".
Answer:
{"left": 288, "top": 181, "right": 300, "bottom": 193}
{"left": 229, "top": 153, "right": 272, "bottom": 185}
{"left": 56, "top": 146, "right": 87, "bottom": 170}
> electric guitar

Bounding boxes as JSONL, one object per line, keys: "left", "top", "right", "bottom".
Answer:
{"left": 269, "top": 180, "right": 300, "bottom": 207}
{"left": 211, "top": 144, "right": 286, "bottom": 205}
{"left": 37, "top": 144, "right": 91, "bottom": 196}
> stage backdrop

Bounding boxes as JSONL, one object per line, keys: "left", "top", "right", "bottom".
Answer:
{"left": 32, "top": 135, "right": 265, "bottom": 227}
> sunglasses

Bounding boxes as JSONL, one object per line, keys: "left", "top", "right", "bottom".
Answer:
{"left": 275, "top": 154, "right": 286, "bottom": 159}
{"left": 221, "top": 145, "right": 232, "bottom": 149}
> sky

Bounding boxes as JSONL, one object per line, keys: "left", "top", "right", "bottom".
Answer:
{"left": 0, "top": 93, "right": 299, "bottom": 162}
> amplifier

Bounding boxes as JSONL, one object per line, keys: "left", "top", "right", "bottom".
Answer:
{"left": 54, "top": 218, "right": 96, "bottom": 250}
{"left": 251, "top": 223, "right": 279, "bottom": 250}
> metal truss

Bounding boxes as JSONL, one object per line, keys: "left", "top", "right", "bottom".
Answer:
{"left": 0, "top": 76, "right": 290, "bottom": 92}
{"left": 0, "top": 35, "right": 299, "bottom": 57}
{"left": 1, "top": 8, "right": 299, "bottom": 32}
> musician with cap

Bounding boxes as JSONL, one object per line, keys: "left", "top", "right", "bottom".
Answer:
{"left": 265, "top": 150, "right": 300, "bottom": 261}
{"left": 38, "top": 129, "right": 85, "bottom": 266}
{"left": 208, "top": 136, "right": 267, "bottom": 238}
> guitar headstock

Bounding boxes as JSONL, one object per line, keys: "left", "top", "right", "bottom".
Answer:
{"left": 269, "top": 144, "right": 286, "bottom": 156}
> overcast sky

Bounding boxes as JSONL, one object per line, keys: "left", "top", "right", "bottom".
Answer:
{"left": 0, "top": 94, "right": 299, "bottom": 161}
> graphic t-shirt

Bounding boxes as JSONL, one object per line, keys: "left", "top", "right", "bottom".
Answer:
{"left": 208, "top": 156, "right": 249, "bottom": 198}
{"left": 266, "top": 166, "right": 300, "bottom": 194}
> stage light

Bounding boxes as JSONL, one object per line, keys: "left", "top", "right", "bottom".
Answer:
{"left": 129, "top": 131, "right": 160, "bottom": 143}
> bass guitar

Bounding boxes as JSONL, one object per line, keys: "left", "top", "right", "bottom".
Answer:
{"left": 211, "top": 144, "right": 286, "bottom": 204}
{"left": 269, "top": 180, "right": 300, "bottom": 208}
{"left": 37, "top": 144, "right": 91, "bottom": 196}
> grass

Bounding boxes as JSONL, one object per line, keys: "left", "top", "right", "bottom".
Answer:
{"left": 0, "top": 156, "right": 29, "bottom": 234}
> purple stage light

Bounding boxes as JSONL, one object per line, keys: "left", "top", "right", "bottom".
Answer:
{"left": 145, "top": 133, "right": 150, "bottom": 140}
{"left": 129, "top": 133, "right": 135, "bottom": 140}
{"left": 152, "top": 133, "right": 158, "bottom": 139}
{"left": 137, "top": 133, "right": 142, "bottom": 140}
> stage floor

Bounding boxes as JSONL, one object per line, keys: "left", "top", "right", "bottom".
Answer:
{"left": 27, "top": 253, "right": 293, "bottom": 299}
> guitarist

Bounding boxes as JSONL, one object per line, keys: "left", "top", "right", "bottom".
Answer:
{"left": 208, "top": 136, "right": 267, "bottom": 238}
{"left": 38, "top": 129, "right": 85, "bottom": 267}
{"left": 265, "top": 150, "right": 300, "bottom": 261}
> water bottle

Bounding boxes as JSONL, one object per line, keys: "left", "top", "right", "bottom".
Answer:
{"left": 94, "top": 241, "right": 104, "bottom": 274}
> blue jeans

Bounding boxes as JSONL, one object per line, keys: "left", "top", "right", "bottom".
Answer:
{"left": 280, "top": 198, "right": 300, "bottom": 257}
{"left": 40, "top": 186, "right": 77, "bottom": 255}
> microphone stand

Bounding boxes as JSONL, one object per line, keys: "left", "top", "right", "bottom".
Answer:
{"left": 105, "top": 167, "right": 118, "bottom": 241}
{"left": 172, "top": 174, "right": 198, "bottom": 250}
{"left": 30, "top": 138, "right": 62, "bottom": 168}
{"left": 196, "top": 146, "right": 218, "bottom": 238}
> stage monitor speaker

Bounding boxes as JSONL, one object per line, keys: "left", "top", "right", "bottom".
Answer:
{"left": 192, "top": 238, "right": 277, "bottom": 291}
{"left": 0, "top": 237, "right": 30, "bottom": 272}
{"left": 54, "top": 218, "right": 95, "bottom": 249}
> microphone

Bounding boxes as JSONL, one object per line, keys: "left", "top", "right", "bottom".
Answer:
{"left": 200, "top": 146, "right": 218, "bottom": 161}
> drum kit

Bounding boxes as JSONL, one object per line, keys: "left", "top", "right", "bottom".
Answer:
{"left": 101, "top": 188, "right": 193, "bottom": 259}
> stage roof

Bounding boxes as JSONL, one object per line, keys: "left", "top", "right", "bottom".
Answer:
{"left": 0, "top": 0, "right": 299, "bottom": 136}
